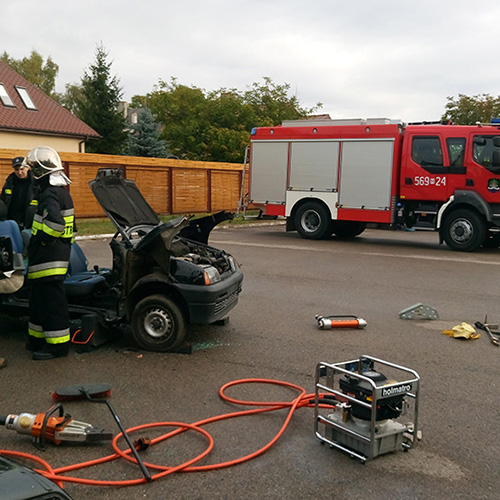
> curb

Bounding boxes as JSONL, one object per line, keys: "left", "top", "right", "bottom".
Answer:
{"left": 75, "top": 220, "right": 286, "bottom": 241}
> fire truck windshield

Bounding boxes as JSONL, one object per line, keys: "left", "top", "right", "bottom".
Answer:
{"left": 473, "top": 135, "right": 500, "bottom": 171}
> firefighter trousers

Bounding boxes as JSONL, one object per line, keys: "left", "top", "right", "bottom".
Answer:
{"left": 28, "top": 279, "right": 70, "bottom": 346}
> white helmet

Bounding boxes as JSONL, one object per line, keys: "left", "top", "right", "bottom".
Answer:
{"left": 24, "top": 146, "right": 63, "bottom": 179}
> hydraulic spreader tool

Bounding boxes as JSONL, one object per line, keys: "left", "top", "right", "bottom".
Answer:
{"left": 0, "top": 403, "right": 113, "bottom": 449}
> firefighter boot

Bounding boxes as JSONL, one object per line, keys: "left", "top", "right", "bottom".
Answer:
{"left": 32, "top": 342, "right": 69, "bottom": 361}
{"left": 26, "top": 336, "right": 45, "bottom": 352}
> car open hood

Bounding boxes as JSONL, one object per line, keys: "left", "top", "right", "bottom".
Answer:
{"left": 178, "top": 210, "right": 234, "bottom": 244}
{"left": 89, "top": 168, "right": 160, "bottom": 230}
{"left": 90, "top": 168, "right": 234, "bottom": 248}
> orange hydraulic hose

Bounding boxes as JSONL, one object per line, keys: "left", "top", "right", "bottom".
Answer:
{"left": 0, "top": 378, "right": 326, "bottom": 489}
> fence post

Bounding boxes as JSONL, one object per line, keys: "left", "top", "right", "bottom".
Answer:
{"left": 167, "top": 167, "right": 173, "bottom": 215}
{"left": 207, "top": 169, "right": 212, "bottom": 213}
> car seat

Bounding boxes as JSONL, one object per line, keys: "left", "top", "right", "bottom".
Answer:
{"left": 0, "top": 220, "right": 25, "bottom": 270}
{"left": 65, "top": 242, "right": 108, "bottom": 297}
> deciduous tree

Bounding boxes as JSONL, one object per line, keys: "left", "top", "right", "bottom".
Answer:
{"left": 1, "top": 50, "right": 59, "bottom": 98}
{"left": 142, "top": 77, "right": 321, "bottom": 162}
{"left": 442, "top": 93, "right": 500, "bottom": 125}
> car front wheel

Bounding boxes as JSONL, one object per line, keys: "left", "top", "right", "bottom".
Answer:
{"left": 131, "top": 294, "right": 186, "bottom": 352}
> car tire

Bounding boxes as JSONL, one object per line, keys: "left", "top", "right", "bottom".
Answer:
{"left": 295, "top": 202, "right": 332, "bottom": 240}
{"left": 131, "top": 294, "right": 186, "bottom": 352}
{"left": 442, "top": 209, "right": 486, "bottom": 252}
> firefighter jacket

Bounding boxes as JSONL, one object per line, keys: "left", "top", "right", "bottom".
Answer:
{"left": 0, "top": 170, "right": 37, "bottom": 228}
{"left": 27, "top": 181, "right": 74, "bottom": 281}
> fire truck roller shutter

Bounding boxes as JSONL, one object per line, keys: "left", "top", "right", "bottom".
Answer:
{"left": 338, "top": 140, "right": 395, "bottom": 210}
{"left": 250, "top": 141, "right": 288, "bottom": 204}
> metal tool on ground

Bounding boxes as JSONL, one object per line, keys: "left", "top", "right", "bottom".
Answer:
{"left": 315, "top": 315, "right": 367, "bottom": 329}
{"left": 399, "top": 303, "right": 439, "bottom": 320}
{"left": 0, "top": 403, "right": 112, "bottom": 450}
{"left": 314, "top": 355, "right": 420, "bottom": 463}
{"left": 52, "top": 382, "right": 112, "bottom": 401}
{"left": 474, "top": 317, "right": 500, "bottom": 347}
{"left": 53, "top": 383, "right": 152, "bottom": 482}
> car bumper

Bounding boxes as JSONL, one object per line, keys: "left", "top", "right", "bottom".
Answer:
{"left": 175, "top": 270, "right": 243, "bottom": 324}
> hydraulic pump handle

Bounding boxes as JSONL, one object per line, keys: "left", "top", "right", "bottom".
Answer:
{"left": 79, "top": 388, "right": 152, "bottom": 482}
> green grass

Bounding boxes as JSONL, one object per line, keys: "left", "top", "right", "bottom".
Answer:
{"left": 76, "top": 211, "right": 269, "bottom": 236}
{"left": 76, "top": 218, "right": 116, "bottom": 236}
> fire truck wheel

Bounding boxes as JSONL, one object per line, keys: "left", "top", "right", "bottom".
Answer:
{"left": 442, "top": 209, "right": 486, "bottom": 252}
{"left": 295, "top": 202, "right": 332, "bottom": 239}
{"left": 131, "top": 294, "right": 186, "bottom": 352}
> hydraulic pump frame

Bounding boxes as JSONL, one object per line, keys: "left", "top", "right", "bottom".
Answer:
{"left": 314, "top": 355, "right": 420, "bottom": 463}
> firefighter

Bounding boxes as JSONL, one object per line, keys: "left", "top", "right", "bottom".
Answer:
{"left": 0, "top": 156, "right": 37, "bottom": 229}
{"left": 24, "top": 147, "right": 75, "bottom": 361}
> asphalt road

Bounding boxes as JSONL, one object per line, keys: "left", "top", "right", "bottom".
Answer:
{"left": 1, "top": 224, "right": 499, "bottom": 499}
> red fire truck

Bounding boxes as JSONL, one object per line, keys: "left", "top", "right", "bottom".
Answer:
{"left": 248, "top": 118, "right": 500, "bottom": 251}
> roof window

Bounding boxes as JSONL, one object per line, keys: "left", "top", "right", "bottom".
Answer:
{"left": 15, "top": 86, "right": 37, "bottom": 110}
{"left": 0, "top": 83, "right": 15, "bottom": 107}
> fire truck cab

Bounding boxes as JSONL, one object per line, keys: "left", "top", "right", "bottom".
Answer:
{"left": 248, "top": 118, "right": 500, "bottom": 251}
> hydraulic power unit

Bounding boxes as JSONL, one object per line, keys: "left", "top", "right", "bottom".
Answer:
{"left": 314, "top": 355, "right": 420, "bottom": 463}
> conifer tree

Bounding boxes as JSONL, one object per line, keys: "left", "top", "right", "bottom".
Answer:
{"left": 77, "top": 45, "right": 127, "bottom": 154}
{"left": 127, "top": 107, "right": 168, "bottom": 158}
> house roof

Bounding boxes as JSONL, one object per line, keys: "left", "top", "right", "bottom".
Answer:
{"left": 0, "top": 61, "right": 99, "bottom": 139}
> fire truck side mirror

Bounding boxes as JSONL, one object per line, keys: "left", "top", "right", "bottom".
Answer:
{"left": 493, "top": 136, "right": 500, "bottom": 148}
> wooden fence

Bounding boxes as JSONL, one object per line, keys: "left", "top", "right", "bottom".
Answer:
{"left": 0, "top": 149, "right": 247, "bottom": 218}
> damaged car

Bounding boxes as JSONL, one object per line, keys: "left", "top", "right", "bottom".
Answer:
{"left": 0, "top": 168, "right": 243, "bottom": 352}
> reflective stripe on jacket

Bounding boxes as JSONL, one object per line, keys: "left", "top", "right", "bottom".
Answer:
{"left": 32, "top": 207, "right": 74, "bottom": 239}
{"left": 27, "top": 183, "right": 74, "bottom": 281}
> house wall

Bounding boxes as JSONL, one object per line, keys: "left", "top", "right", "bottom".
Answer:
{"left": 0, "top": 131, "right": 85, "bottom": 153}
{"left": 0, "top": 148, "right": 249, "bottom": 217}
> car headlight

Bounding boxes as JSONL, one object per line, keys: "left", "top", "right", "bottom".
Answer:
{"left": 227, "top": 255, "right": 237, "bottom": 272}
{"left": 203, "top": 265, "right": 221, "bottom": 285}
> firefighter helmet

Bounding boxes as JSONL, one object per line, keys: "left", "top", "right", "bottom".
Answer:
{"left": 24, "top": 146, "right": 63, "bottom": 179}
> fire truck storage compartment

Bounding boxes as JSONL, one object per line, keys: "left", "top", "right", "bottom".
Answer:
{"left": 250, "top": 137, "right": 397, "bottom": 213}
{"left": 338, "top": 140, "right": 395, "bottom": 211}
{"left": 250, "top": 141, "right": 340, "bottom": 204}
{"left": 250, "top": 141, "right": 288, "bottom": 204}
{"left": 289, "top": 141, "right": 339, "bottom": 191}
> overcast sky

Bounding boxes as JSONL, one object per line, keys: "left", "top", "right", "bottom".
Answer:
{"left": 2, "top": 0, "right": 498, "bottom": 123}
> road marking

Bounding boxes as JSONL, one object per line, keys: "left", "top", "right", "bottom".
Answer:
{"left": 211, "top": 239, "right": 500, "bottom": 266}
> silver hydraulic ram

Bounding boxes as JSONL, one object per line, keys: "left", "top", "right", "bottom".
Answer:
{"left": 315, "top": 315, "right": 367, "bottom": 329}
